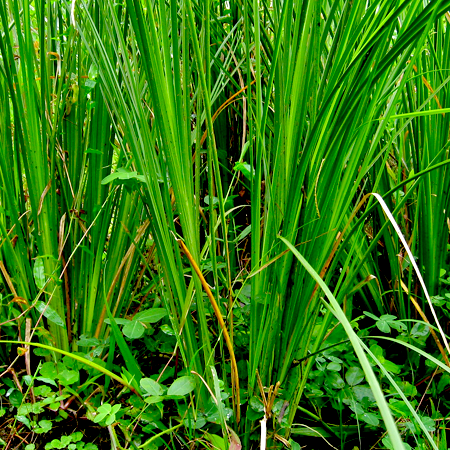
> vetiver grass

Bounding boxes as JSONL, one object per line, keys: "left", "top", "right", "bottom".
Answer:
{"left": 1, "top": 0, "right": 450, "bottom": 448}
{"left": 0, "top": 0, "right": 148, "bottom": 369}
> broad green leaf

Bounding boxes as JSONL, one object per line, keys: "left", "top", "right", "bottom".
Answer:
{"left": 34, "top": 420, "right": 52, "bottom": 434}
{"left": 93, "top": 403, "right": 115, "bottom": 424}
{"left": 140, "top": 378, "right": 164, "bottom": 396}
{"left": 233, "top": 162, "right": 254, "bottom": 179}
{"left": 70, "top": 432, "right": 83, "bottom": 443}
{"left": 33, "top": 347, "right": 51, "bottom": 357}
{"left": 235, "top": 225, "right": 251, "bottom": 242}
{"left": 33, "top": 259, "right": 46, "bottom": 290}
{"left": 46, "top": 439, "right": 63, "bottom": 449}
{"left": 105, "top": 415, "right": 116, "bottom": 426}
{"left": 369, "top": 344, "right": 384, "bottom": 359}
{"left": 204, "top": 195, "right": 219, "bottom": 206}
{"left": 348, "top": 402, "right": 365, "bottom": 415}
{"left": 358, "top": 412, "right": 379, "bottom": 426}
{"left": 160, "top": 324, "right": 175, "bottom": 335}
{"left": 204, "top": 433, "right": 225, "bottom": 450}
{"left": 44, "top": 440, "right": 55, "bottom": 450}
{"left": 346, "top": 367, "right": 365, "bottom": 386}
{"left": 390, "top": 399, "right": 414, "bottom": 418}
{"left": 88, "top": 63, "right": 99, "bottom": 80}
{"left": 420, "top": 416, "right": 436, "bottom": 432}
{"left": 23, "top": 375, "right": 33, "bottom": 386}
{"left": 18, "top": 402, "right": 45, "bottom": 415}
{"left": 327, "top": 362, "right": 341, "bottom": 371}
{"left": 84, "top": 444, "right": 99, "bottom": 450}
{"left": 122, "top": 321, "right": 145, "bottom": 339}
{"left": 383, "top": 359, "right": 401, "bottom": 374}
{"left": 40, "top": 362, "right": 61, "bottom": 380}
{"left": 144, "top": 396, "right": 165, "bottom": 404}
{"left": 353, "top": 385, "right": 376, "bottom": 403}
{"left": 364, "top": 311, "right": 379, "bottom": 319}
{"left": 228, "top": 427, "right": 242, "bottom": 450}
{"left": 204, "top": 402, "right": 220, "bottom": 423}
{"left": 84, "top": 79, "right": 96, "bottom": 93}
{"left": 327, "top": 355, "right": 343, "bottom": 364}
{"left": 97, "top": 403, "right": 112, "bottom": 414}
{"left": 376, "top": 319, "right": 391, "bottom": 333}
{"left": 36, "top": 376, "right": 57, "bottom": 387}
{"left": 249, "top": 396, "right": 265, "bottom": 412}
{"left": 16, "top": 415, "right": 31, "bottom": 429}
{"left": 388, "top": 381, "right": 417, "bottom": 397}
{"left": 60, "top": 436, "right": 72, "bottom": 447}
{"left": 326, "top": 372, "right": 345, "bottom": 389}
{"left": 437, "top": 373, "right": 450, "bottom": 393}
{"left": 101, "top": 168, "right": 145, "bottom": 185}
{"left": 167, "top": 376, "right": 195, "bottom": 396}
{"left": 58, "top": 369, "right": 79, "bottom": 386}
{"left": 410, "top": 322, "right": 430, "bottom": 338}
{"left": 104, "top": 318, "right": 130, "bottom": 325}
{"left": 183, "top": 415, "right": 206, "bottom": 429}
{"left": 6, "top": 389, "right": 23, "bottom": 407}
{"left": 133, "top": 308, "right": 167, "bottom": 323}
{"left": 76, "top": 336, "right": 101, "bottom": 347}
{"left": 35, "top": 301, "right": 65, "bottom": 328}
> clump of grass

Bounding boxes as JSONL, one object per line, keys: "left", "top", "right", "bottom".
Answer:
{"left": 1, "top": 1, "right": 450, "bottom": 449}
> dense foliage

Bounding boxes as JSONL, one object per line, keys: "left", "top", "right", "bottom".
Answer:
{"left": 1, "top": 0, "right": 450, "bottom": 448}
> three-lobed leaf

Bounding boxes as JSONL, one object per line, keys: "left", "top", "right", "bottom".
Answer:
{"left": 94, "top": 403, "right": 121, "bottom": 425}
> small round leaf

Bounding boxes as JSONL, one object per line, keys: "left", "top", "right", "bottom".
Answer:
{"left": 345, "top": 366, "right": 364, "bottom": 386}
{"left": 123, "top": 320, "right": 145, "bottom": 339}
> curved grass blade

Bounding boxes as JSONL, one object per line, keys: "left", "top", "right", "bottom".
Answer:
{"left": 0, "top": 340, "right": 140, "bottom": 396}
{"left": 279, "top": 236, "right": 405, "bottom": 450}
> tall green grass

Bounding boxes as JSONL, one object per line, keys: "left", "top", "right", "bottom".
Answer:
{"left": 1, "top": 0, "right": 450, "bottom": 448}
{"left": 0, "top": 0, "right": 148, "bottom": 361}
